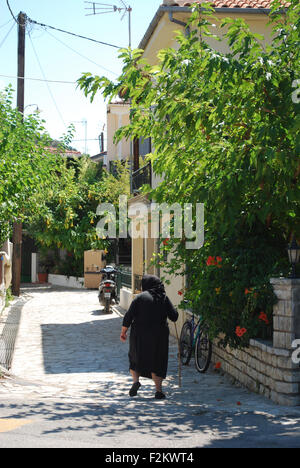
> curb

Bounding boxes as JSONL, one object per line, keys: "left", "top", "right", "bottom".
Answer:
{"left": 0, "top": 295, "right": 30, "bottom": 370}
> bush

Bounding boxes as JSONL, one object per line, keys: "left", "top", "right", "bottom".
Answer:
{"left": 55, "top": 253, "right": 84, "bottom": 278}
{"left": 5, "top": 287, "right": 13, "bottom": 308}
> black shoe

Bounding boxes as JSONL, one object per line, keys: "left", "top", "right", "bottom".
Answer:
{"left": 129, "top": 381, "right": 141, "bottom": 397}
{"left": 155, "top": 391, "right": 166, "bottom": 400}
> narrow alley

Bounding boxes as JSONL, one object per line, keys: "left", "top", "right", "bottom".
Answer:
{"left": 0, "top": 285, "right": 300, "bottom": 448}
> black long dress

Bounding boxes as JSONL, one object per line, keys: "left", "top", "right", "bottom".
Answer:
{"left": 122, "top": 275, "right": 178, "bottom": 379}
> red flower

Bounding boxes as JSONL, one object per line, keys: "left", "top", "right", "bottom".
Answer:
{"left": 259, "top": 311, "right": 269, "bottom": 325}
{"left": 245, "top": 288, "right": 252, "bottom": 295}
{"left": 163, "top": 238, "right": 169, "bottom": 246}
{"left": 207, "top": 256, "right": 222, "bottom": 267}
{"left": 235, "top": 326, "right": 247, "bottom": 338}
{"left": 215, "top": 362, "right": 222, "bottom": 370}
{"left": 178, "top": 290, "right": 183, "bottom": 296}
{"left": 206, "top": 256, "right": 215, "bottom": 266}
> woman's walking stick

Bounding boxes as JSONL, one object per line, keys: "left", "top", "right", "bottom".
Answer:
{"left": 174, "top": 322, "right": 182, "bottom": 388}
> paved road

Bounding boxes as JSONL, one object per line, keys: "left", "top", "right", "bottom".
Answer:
{"left": 0, "top": 285, "right": 300, "bottom": 448}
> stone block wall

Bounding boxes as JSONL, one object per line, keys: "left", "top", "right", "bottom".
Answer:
{"left": 211, "top": 278, "right": 300, "bottom": 406}
{"left": 272, "top": 278, "right": 300, "bottom": 349}
{"left": 0, "top": 288, "right": 5, "bottom": 313}
{"left": 212, "top": 338, "right": 300, "bottom": 406}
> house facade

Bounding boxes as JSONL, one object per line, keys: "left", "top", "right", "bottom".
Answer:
{"left": 118, "top": 0, "right": 279, "bottom": 326}
{"left": 106, "top": 101, "right": 131, "bottom": 172}
{"left": 115, "top": 1, "right": 300, "bottom": 407}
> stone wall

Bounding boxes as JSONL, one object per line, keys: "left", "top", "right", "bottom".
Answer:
{"left": 212, "top": 338, "right": 300, "bottom": 406}
{"left": 211, "top": 278, "right": 300, "bottom": 406}
{"left": 0, "top": 241, "right": 13, "bottom": 313}
{"left": 0, "top": 286, "right": 5, "bottom": 314}
{"left": 48, "top": 274, "right": 84, "bottom": 289}
{"left": 121, "top": 276, "right": 300, "bottom": 406}
{"left": 0, "top": 256, "right": 5, "bottom": 313}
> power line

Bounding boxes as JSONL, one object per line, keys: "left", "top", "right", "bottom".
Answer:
{"left": 6, "top": 0, "right": 123, "bottom": 49}
{"left": 72, "top": 138, "right": 101, "bottom": 142}
{"left": 44, "top": 28, "right": 118, "bottom": 77}
{"left": 0, "top": 73, "right": 76, "bottom": 84}
{"left": 0, "top": 18, "right": 14, "bottom": 30}
{"left": 85, "top": 1, "right": 132, "bottom": 48}
{"left": 5, "top": 0, "right": 19, "bottom": 24}
{"left": 27, "top": 17, "right": 123, "bottom": 49}
{"left": 0, "top": 21, "right": 16, "bottom": 49}
{"left": 28, "top": 32, "right": 67, "bottom": 128}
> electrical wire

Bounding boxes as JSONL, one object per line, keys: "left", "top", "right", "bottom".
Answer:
{"left": 0, "top": 18, "right": 14, "bottom": 30}
{"left": 28, "top": 32, "right": 67, "bottom": 128}
{"left": 6, "top": 0, "right": 18, "bottom": 24}
{"left": 0, "top": 73, "right": 76, "bottom": 84}
{"left": 72, "top": 138, "right": 105, "bottom": 142}
{"left": 27, "top": 17, "right": 123, "bottom": 49}
{"left": 44, "top": 28, "right": 118, "bottom": 77}
{"left": 0, "top": 21, "right": 16, "bottom": 49}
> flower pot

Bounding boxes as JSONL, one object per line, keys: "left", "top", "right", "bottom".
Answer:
{"left": 38, "top": 273, "right": 48, "bottom": 283}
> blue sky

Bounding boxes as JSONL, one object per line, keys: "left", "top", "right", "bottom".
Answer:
{"left": 0, "top": 0, "right": 162, "bottom": 155}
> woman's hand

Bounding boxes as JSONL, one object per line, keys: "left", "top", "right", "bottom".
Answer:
{"left": 120, "top": 326, "right": 128, "bottom": 342}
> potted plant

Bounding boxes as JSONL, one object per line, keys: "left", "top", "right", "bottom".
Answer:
{"left": 38, "top": 251, "right": 56, "bottom": 283}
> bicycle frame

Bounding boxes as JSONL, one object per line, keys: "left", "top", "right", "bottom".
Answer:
{"left": 190, "top": 314, "right": 205, "bottom": 348}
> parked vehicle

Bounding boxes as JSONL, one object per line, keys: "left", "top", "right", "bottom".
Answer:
{"left": 98, "top": 265, "right": 118, "bottom": 314}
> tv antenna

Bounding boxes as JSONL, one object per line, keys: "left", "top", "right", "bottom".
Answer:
{"left": 84, "top": 1, "right": 132, "bottom": 48}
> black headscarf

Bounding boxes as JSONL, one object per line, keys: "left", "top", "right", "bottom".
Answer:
{"left": 142, "top": 274, "right": 166, "bottom": 302}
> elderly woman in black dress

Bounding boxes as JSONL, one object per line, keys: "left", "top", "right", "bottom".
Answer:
{"left": 120, "top": 274, "right": 178, "bottom": 399}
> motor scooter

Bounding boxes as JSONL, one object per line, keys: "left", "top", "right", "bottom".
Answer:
{"left": 98, "top": 265, "right": 118, "bottom": 313}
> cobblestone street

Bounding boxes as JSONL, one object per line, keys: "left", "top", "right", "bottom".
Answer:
{"left": 0, "top": 285, "right": 300, "bottom": 448}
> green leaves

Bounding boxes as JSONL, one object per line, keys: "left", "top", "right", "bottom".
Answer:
{"left": 76, "top": 0, "right": 300, "bottom": 348}
{"left": 0, "top": 87, "right": 64, "bottom": 246}
{"left": 26, "top": 157, "right": 130, "bottom": 260}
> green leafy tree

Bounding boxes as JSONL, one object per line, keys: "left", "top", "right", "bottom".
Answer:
{"left": 0, "top": 86, "right": 64, "bottom": 247}
{"left": 78, "top": 0, "right": 300, "bottom": 348}
{"left": 27, "top": 156, "right": 130, "bottom": 272}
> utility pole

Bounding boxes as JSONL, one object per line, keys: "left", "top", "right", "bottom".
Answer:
{"left": 12, "top": 12, "right": 26, "bottom": 297}
{"left": 127, "top": 3, "right": 132, "bottom": 49}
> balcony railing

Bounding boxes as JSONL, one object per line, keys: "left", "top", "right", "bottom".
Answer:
{"left": 132, "top": 162, "right": 151, "bottom": 194}
{"left": 116, "top": 267, "right": 132, "bottom": 299}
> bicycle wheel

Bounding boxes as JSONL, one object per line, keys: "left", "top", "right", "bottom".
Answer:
{"left": 195, "top": 326, "right": 212, "bottom": 373}
{"left": 179, "top": 321, "right": 193, "bottom": 365}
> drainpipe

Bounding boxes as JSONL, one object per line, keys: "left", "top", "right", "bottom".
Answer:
{"left": 168, "top": 11, "right": 190, "bottom": 37}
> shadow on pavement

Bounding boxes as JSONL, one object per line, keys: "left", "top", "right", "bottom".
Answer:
{"left": 41, "top": 316, "right": 124, "bottom": 374}
{"left": 1, "top": 396, "right": 300, "bottom": 448}
{"left": 5, "top": 284, "right": 298, "bottom": 447}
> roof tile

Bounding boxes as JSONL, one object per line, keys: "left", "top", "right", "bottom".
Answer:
{"left": 162, "top": 0, "right": 289, "bottom": 8}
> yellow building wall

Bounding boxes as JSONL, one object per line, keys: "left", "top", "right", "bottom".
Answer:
{"left": 127, "top": 9, "right": 274, "bottom": 333}
{"left": 107, "top": 103, "right": 131, "bottom": 168}
{"left": 137, "top": 9, "right": 273, "bottom": 331}
{"left": 142, "top": 12, "right": 272, "bottom": 65}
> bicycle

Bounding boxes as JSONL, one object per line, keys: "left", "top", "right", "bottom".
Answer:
{"left": 179, "top": 301, "right": 212, "bottom": 373}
